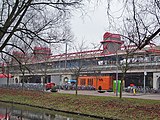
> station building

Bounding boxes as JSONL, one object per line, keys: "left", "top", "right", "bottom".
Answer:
{"left": 1, "top": 32, "right": 160, "bottom": 90}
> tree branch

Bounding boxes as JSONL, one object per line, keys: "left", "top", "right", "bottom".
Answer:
{"left": 139, "top": 28, "right": 160, "bottom": 49}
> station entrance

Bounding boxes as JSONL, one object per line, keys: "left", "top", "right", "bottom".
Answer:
{"left": 119, "top": 72, "right": 153, "bottom": 88}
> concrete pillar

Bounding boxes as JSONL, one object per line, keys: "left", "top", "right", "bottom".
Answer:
{"left": 153, "top": 73, "right": 160, "bottom": 90}
{"left": 41, "top": 76, "right": 44, "bottom": 83}
{"left": 14, "top": 76, "right": 20, "bottom": 83}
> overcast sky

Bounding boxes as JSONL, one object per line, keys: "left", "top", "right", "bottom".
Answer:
{"left": 59, "top": 1, "right": 160, "bottom": 54}
{"left": 70, "top": 1, "right": 109, "bottom": 50}
{"left": 69, "top": 0, "right": 126, "bottom": 51}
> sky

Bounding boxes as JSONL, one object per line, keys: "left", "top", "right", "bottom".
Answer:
{"left": 52, "top": 1, "right": 109, "bottom": 54}
{"left": 70, "top": 1, "right": 109, "bottom": 50}
{"left": 69, "top": 0, "right": 126, "bottom": 51}
{"left": 61, "top": 0, "right": 160, "bottom": 54}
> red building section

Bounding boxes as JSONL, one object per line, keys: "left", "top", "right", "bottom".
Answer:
{"left": 0, "top": 74, "right": 12, "bottom": 78}
{"left": 101, "top": 32, "right": 123, "bottom": 54}
{"left": 33, "top": 47, "right": 51, "bottom": 55}
{"left": 11, "top": 51, "right": 27, "bottom": 64}
{"left": 33, "top": 47, "right": 52, "bottom": 60}
{"left": 12, "top": 51, "right": 26, "bottom": 58}
{"left": 11, "top": 47, "right": 52, "bottom": 64}
{"left": 50, "top": 49, "right": 103, "bottom": 60}
{"left": 146, "top": 48, "right": 160, "bottom": 54}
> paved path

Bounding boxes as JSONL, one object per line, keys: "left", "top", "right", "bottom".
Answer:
{"left": 58, "top": 90, "right": 160, "bottom": 100}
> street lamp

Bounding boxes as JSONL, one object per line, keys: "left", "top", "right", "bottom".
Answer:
{"left": 143, "top": 52, "right": 147, "bottom": 94}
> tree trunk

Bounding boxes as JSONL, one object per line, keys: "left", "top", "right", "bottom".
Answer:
{"left": 120, "top": 79, "right": 123, "bottom": 98}
{"left": 43, "top": 75, "right": 46, "bottom": 91}
{"left": 120, "top": 73, "right": 126, "bottom": 98}
{"left": 75, "top": 76, "right": 78, "bottom": 96}
{"left": 22, "top": 72, "right": 25, "bottom": 90}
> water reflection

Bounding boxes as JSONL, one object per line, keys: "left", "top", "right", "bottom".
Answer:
{"left": 0, "top": 102, "right": 100, "bottom": 120}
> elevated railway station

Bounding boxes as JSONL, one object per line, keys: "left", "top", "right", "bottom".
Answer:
{"left": 1, "top": 32, "right": 160, "bottom": 90}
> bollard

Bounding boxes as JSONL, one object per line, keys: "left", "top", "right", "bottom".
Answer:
{"left": 133, "top": 88, "right": 136, "bottom": 95}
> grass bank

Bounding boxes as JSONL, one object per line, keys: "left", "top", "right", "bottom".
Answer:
{"left": 0, "top": 88, "right": 160, "bottom": 120}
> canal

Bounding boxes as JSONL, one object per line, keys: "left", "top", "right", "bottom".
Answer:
{"left": 0, "top": 102, "right": 102, "bottom": 120}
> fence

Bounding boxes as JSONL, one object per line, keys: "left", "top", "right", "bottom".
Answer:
{"left": 0, "top": 83, "right": 44, "bottom": 91}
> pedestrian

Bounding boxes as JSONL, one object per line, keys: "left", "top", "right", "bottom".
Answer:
{"left": 98, "top": 86, "right": 102, "bottom": 91}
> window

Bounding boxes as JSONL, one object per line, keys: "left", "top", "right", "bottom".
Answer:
{"left": 88, "top": 78, "right": 93, "bottom": 85}
{"left": 80, "top": 79, "right": 86, "bottom": 85}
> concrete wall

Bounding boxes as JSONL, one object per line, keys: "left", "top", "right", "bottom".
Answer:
{"left": 0, "top": 78, "right": 7, "bottom": 84}
{"left": 153, "top": 73, "right": 160, "bottom": 90}
{"left": 0, "top": 78, "right": 14, "bottom": 84}
{"left": 51, "top": 75, "right": 61, "bottom": 85}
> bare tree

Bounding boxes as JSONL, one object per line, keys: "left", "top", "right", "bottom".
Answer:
{"left": 0, "top": 0, "right": 83, "bottom": 63}
{"left": 104, "top": 0, "right": 160, "bottom": 98}
{"left": 35, "top": 53, "right": 52, "bottom": 91}
{"left": 12, "top": 47, "right": 32, "bottom": 89}
{"left": 118, "top": 37, "right": 138, "bottom": 98}
{"left": 68, "top": 40, "right": 89, "bottom": 95}
{"left": 106, "top": 0, "right": 160, "bottom": 49}
{"left": 0, "top": 54, "right": 10, "bottom": 87}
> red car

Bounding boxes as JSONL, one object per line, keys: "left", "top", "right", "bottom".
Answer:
{"left": 45, "top": 82, "right": 55, "bottom": 90}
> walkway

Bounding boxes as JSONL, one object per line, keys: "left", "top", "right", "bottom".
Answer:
{"left": 58, "top": 90, "right": 160, "bottom": 100}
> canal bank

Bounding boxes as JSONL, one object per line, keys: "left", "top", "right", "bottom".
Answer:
{"left": 0, "top": 100, "right": 114, "bottom": 120}
{"left": 0, "top": 101, "right": 101, "bottom": 120}
{"left": 0, "top": 88, "right": 160, "bottom": 120}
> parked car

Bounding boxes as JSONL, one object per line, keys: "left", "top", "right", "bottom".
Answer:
{"left": 45, "top": 82, "right": 55, "bottom": 90}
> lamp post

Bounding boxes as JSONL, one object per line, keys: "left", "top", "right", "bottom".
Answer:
{"left": 115, "top": 52, "right": 119, "bottom": 96}
{"left": 58, "top": 55, "right": 63, "bottom": 90}
{"left": 144, "top": 53, "right": 147, "bottom": 94}
{"left": 144, "top": 71, "right": 146, "bottom": 94}
{"left": 143, "top": 50, "right": 149, "bottom": 94}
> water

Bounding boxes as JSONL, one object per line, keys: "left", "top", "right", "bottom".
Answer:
{"left": 0, "top": 102, "right": 101, "bottom": 120}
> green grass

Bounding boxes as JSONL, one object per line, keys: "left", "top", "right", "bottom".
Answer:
{"left": 0, "top": 88, "right": 160, "bottom": 120}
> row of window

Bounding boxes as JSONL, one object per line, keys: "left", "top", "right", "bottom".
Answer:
{"left": 80, "top": 79, "right": 94, "bottom": 86}
{"left": 11, "top": 55, "right": 160, "bottom": 71}
{"left": 98, "top": 55, "right": 160, "bottom": 65}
